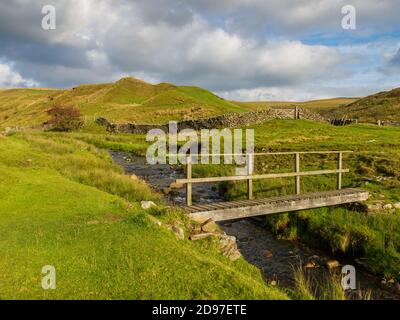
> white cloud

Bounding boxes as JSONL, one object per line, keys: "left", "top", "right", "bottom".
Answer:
{"left": 0, "top": 63, "right": 38, "bottom": 88}
{"left": 0, "top": 0, "right": 398, "bottom": 100}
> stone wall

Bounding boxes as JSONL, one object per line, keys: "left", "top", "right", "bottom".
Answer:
{"left": 97, "top": 107, "right": 326, "bottom": 134}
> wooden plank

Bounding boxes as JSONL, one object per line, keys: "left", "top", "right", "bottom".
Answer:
{"left": 186, "top": 157, "right": 192, "bottom": 206}
{"left": 295, "top": 153, "right": 301, "bottom": 195}
{"left": 247, "top": 153, "right": 253, "bottom": 200}
{"left": 337, "top": 152, "right": 343, "bottom": 190}
{"left": 182, "top": 151, "right": 353, "bottom": 157}
{"left": 188, "top": 189, "right": 369, "bottom": 221}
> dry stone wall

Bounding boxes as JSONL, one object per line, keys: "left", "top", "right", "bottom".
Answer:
{"left": 97, "top": 108, "right": 326, "bottom": 134}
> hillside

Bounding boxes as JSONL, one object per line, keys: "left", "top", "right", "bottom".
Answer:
{"left": 0, "top": 77, "right": 248, "bottom": 128}
{"left": 328, "top": 88, "right": 400, "bottom": 122}
{"left": 0, "top": 131, "right": 287, "bottom": 299}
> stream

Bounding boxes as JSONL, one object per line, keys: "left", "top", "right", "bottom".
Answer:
{"left": 111, "top": 151, "right": 400, "bottom": 300}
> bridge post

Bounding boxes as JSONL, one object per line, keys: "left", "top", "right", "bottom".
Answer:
{"left": 247, "top": 153, "right": 253, "bottom": 200}
{"left": 186, "top": 156, "right": 192, "bottom": 206}
{"left": 337, "top": 152, "right": 342, "bottom": 190}
{"left": 295, "top": 153, "right": 301, "bottom": 194}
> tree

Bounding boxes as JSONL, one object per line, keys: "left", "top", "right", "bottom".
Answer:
{"left": 47, "top": 105, "right": 83, "bottom": 131}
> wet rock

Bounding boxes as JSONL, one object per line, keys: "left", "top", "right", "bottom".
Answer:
{"left": 262, "top": 250, "right": 273, "bottom": 258}
{"left": 170, "top": 182, "right": 184, "bottom": 189}
{"left": 219, "top": 234, "right": 241, "bottom": 261}
{"left": 172, "top": 225, "right": 185, "bottom": 240}
{"left": 201, "top": 219, "right": 219, "bottom": 233}
{"left": 141, "top": 201, "right": 157, "bottom": 210}
{"left": 304, "top": 261, "right": 317, "bottom": 269}
{"left": 239, "top": 236, "right": 255, "bottom": 243}
{"left": 325, "top": 260, "right": 340, "bottom": 269}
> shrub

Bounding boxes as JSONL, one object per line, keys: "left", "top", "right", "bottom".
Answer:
{"left": 47, "top": 105, "right": 83, "bottom": 131}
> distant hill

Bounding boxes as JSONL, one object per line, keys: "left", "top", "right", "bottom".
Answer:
{"left": 0, "top": 77, "right": 248, "bottom": 127}
{"left": 328, "top": 88, "right": 400, "bottom": 122}
{"left": 235, "top": 98, "right": 358, "bottom": 114}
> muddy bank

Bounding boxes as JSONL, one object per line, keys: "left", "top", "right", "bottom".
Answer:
{"left": 111, "top": 151, "right": 400, "bottom": 300}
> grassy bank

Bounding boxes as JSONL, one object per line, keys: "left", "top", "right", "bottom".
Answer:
{"left": 222, "top": 120, "right": 400, "bottom": 281}
{"left": 58, "top": 119, "right": 400, "bottom": 281}
{"left": 0, "top": 131, "right": 287, "bottom": 299}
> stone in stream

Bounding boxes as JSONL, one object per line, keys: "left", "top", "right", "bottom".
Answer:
{"left": 325, "top": 259, "right": 340, "bottom": 269}
{"left": 304, "top": 261, "right": 317, "bottom": 269}
{"left": 239, "top": 236, "right": 255, "bottom": 243}
{"left": 262, "top": 250, "right": 273, "bottom": 258}
{"left": 170, "top": 182, "right": 184, "bottom": 189}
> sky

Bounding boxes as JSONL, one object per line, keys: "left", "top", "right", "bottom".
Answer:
{"left": 0, "top": 0, "right": 399, "bottom": 101}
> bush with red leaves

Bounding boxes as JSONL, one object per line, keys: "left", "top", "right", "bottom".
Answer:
{"left": 47, "top": 106, "right": 84, "bottom": 131}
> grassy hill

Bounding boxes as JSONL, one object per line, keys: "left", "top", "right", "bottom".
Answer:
{"left": 0, "top": 77, "right": 248, "bottom": 128}
{"left": 235, "top": 98, "right": 358, "bottom": 114}
{"left": 0, "top": 131, "right": 287, "bottom": 299}
{"left": 328, "top": 88, "right": 400, "bottom": 122}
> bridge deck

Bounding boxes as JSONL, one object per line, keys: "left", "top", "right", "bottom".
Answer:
{"left": 183, "top": 188, "right": 369, "bottom": 222}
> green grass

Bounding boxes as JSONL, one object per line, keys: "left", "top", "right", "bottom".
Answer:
{"left": 130, "top": 119, "right": 399, "bottom": 282}
{"left": 329, "top": 87, "right": 400, "bottom": 122}
{"left": 234, "top": 98, "right": 358, "bottom": 114}
{"left": 218, "top": 120, "right": 400, "bottom": 281}
{"left": 0, "top": 132, "right": 287, "bottom": 300}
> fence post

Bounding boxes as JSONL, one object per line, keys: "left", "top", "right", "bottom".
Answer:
{"left": 294, "top": 106, "right": 299, "bottom": 120}
{"left": 186, "top": 156, "right": 192, "bottom": 206}
{"left": 337, "top": 152, "right": 342, "bottom": 190}
{"left": 247, "top": 153, "right": 253, "bottom": 200}
{"left": 295, "top": 153, "right": 300, "bottom": 195}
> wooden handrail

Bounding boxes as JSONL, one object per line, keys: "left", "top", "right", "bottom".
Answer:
{"left": 179, "top": 151, "right": 353, "bottom": 158}
{"left": 177, "top": 169, "right": 349, "bottom": 184}
{"left": 179, "top": 151, "right": 350, "bottom": 206}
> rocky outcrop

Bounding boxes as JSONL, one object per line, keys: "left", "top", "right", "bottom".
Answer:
{"left": 96, "top": 107, "right": 326, "bottom": 134}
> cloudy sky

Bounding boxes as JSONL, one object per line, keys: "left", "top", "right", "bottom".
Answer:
{"left": 0, "top": 0, "right": 399, "bottom": 101}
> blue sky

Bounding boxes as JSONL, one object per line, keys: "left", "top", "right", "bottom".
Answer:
{"left": 0, "top": 0, "right": 399, "bottom": 101}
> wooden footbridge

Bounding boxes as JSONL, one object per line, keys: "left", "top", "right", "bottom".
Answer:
{"left": 175, "top": 151, "right": 369, "bottom": 221}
